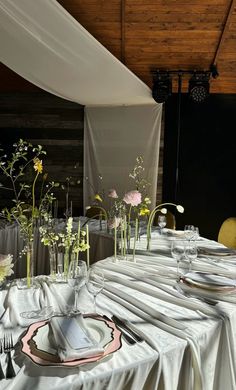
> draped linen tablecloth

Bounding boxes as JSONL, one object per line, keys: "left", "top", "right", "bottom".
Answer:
{"left": 1, "top": 230, "right": 236, "bottom": 390}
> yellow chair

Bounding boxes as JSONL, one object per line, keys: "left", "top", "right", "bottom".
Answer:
{"left": 153, "top": 210, "right": 176, "bottom": 230}
{"left": 218, "top": 217, "right": 236, "bottom": 249}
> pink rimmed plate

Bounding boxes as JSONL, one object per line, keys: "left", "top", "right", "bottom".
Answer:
{"left": 21, "top": 314, "right": 122, "bottom": 367}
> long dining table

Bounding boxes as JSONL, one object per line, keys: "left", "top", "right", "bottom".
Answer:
{"left": 0, "top": 229, "right": 236, "bottom": 390}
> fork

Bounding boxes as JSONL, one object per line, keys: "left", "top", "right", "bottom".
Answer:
{"left": 0, "top": 340, "right": 5, "bottom": 380}
{"left": 3, "top": 334, "right": 16, "bottom": 379}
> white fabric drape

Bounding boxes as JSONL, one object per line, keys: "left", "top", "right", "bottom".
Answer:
{"left": 0, "top": 0, "right": 154, "bottom": 106}
{"left": 84, "top": 105, "right": 162, "bottom": 210}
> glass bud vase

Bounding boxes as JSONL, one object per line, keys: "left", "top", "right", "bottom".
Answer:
{"left": 17, "top": 240, "right": 35, "bottom": 289}
{"left": 49, "top": 245, "right": 57, "bottom": 281}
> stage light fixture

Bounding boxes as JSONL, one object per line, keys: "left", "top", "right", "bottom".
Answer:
{"left": 188, "top": 72, "right": 210, "bottom": 103}
{"left": 152, "top": 71, "right": 172, "bottom": 103}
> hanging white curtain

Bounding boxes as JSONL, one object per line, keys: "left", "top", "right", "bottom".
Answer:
{"left": 0, "top": 0, "right": 154, "bottom": 106}
{"left": 84, "top": 104, "right": 162, "bottom": 211}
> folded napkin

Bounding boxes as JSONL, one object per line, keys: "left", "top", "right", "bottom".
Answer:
{"left": 1, "top": 284, "right": 44, "bottom": 327}
{"left": 50, "top": 315, "right": 104, "bottom": 361}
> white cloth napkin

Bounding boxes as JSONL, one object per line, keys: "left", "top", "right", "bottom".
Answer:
{"left": 1, "top": 284, "right": 44, "bottom": 327}
{"left": 50, "top": 315, "right": 104, "bottom": 361}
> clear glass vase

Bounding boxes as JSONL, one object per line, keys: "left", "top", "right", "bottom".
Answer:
{"left": 17, "top": 240, "right": 36, "bottom": 289}
{"left": 49, "top": 245, "right": 57, "bottom": 281}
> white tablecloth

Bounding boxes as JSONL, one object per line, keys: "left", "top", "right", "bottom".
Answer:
{"left": 1, "top": 231, "right": 236, "bottom": 389}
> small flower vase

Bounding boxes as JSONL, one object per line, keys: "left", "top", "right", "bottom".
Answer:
{"left": 49, "top": 246, "right": 57, "bottom": 281}
{"left": 63, "top": 248, "right": 70, "bottom": 279}
{"left": 17, "top": 240, "right": 35, "bottom": 289}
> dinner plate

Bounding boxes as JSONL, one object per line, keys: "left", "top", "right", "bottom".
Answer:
{"left": 180, "top": 273, "right": 236, "bottom": 293}
{"left": 21, "top": 314, "right": 122, "bottom": 367}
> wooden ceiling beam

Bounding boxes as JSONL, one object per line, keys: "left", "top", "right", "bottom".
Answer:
{"left": 213, "top": 0, "right": 236, "bottom": 66}
{"left": 121, "top": 0, "right": 126, "bottom": 64}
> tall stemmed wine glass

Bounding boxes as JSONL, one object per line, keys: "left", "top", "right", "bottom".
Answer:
{"left": 68, "top": 260, "right": 88, "bottom": 314}
{"left": 171, "top": 240, "right": 185, "bottom": 278}
{"left": 185, "top": 242, "right": 198, "bottom": 272}
{"left": 184, "top": 225, "right": 195, "bottom": 241}
{"left": 158, "top": 214, "right": 167, "bottom": 235}
{"left": 86, "top": 267, "right": 104, "bottom": 314}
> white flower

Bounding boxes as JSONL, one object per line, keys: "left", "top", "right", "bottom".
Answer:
{"left": 176, "top": 205, "right": 184, "bottom": 213}
{"left": 160, "top": 208, "right": 167, "bottom": 214}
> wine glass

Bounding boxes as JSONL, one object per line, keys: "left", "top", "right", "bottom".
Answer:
{"left": 68, "top": 260, "right": 88, "bottom": 314}
{"left": 171, "top": 240, "right": 185, "bottom": 278}
{"left": 185, "top": 242, "right": 198, "bottom": 272}
{"left": 86, "top": 267, "right": 104, "bottom": 313}
{"left": 192, "top": 226, "right": 200, "bottom": 241}
{"left": 184, "top": 225, "right": 195, "bottom": 241}
{"left": 158, "top": 214, "right": 167, "bottom": 235}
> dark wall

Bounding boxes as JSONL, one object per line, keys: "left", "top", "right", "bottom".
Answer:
{"left": 0, "top": 92, "right": 84, "bottom": 217}
{"left": 163, "top": 93, "right": 236, "bottom": 240}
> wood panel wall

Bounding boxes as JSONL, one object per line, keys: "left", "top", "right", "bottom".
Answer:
{"left": 0, "top": 92, "right": 84, "bottom": 217}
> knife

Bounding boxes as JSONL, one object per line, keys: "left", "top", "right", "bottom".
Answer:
{"left": 103, "top": 315, "right": 136, "bottom": 345}
{"left": 112, "top": 315, "right": 143, "bottom": 343}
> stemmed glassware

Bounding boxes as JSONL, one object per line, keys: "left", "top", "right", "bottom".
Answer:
{"left": 171, "top": 240, "right": 185, "bottom": 278}
{"left": 184, "top": 225, "right": 195, "bottom": 241}
{"left": 158, "top": 215, "right": 167, "bottom": 235}
{"left": 86, "top": 267, "right": 104, "bottom": 313}
{"left": 68, "top": 260, "right": 88, "bottom": 314}
{"left": 185, "top": 242, "right": 198, "bottom": 271}
{"left": 184, "top": 225, "right": 200, "bottom": 242}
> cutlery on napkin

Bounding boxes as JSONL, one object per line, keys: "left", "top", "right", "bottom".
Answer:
{"left": 50, "top": 315, "right": 104, "bottom": 361}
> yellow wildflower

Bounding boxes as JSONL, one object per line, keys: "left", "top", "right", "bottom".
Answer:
{"left": 139, "top": 207, "right": 150, "bottom": 216}
{"left": 94, "top": 193, "right": 103, "bottom": 202}
{"left": 33, "top": 158, "right": 43, "bottom": 173}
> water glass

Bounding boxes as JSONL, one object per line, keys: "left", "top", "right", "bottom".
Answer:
{"left": 86, "top": 267, "right": 104, "bottom": 313}
{"left": 184, "top": 225, "right": 195, "bottom": 241}
{"left": 171, "top": 240, "right": 185, "bottom": 278}
{"left": 68, "top": 260, "right": 88, "bottom": 313}
{"left": 185, "top": 242, "right": 198, "bottom": 271}
{"left": 158, "top": 215, "right": 167, "bottom": 235}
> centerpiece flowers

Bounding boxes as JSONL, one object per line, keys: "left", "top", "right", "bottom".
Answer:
{"left": 40, "top": 217, "right": 90, "bottom": 280}
{"left": 0, "top": 254, "right": 14, "bottom": 285}
{"left": 86, "top": 156, "right": 152, "bottom": 261}
{"left": 0, "top": 139, "right": 59, "bottom": 287}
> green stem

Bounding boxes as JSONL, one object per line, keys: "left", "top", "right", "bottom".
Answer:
{"left": 27, "top": 249, "right": 31, "bottom": 288}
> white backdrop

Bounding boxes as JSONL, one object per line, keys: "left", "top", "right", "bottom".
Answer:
{"left": 84, "top": 104, "right": 162, "bottom": 210}
{"left": 0, "top": 0, "right": 154, "bottom": 106}
{"left": 0, "top": 0, "right": 162, "bottom": 211}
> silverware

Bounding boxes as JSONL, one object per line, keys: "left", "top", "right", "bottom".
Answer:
{"left": 103, "top": 315, "right": 136, "bottom": 345}
{"left": 3, "top": 334, "right": 16, "bottom": 378}
{"left": 112, "top": 315, "right": 143, "bottom": 343}
{"left": 0, "top": 340, "right": 5, "bottom": 380}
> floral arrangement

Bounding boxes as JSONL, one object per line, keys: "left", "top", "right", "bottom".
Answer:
{"left": 0, "top": 139, "right": 59, "bottom": 286}
{"left": 40, "top": 217, "right": 90, "bottom": 277}
{"left": 0, "top": 254, "right": 14, "bottom": 283}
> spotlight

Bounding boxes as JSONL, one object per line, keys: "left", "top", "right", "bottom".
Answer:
{"left": 188, "top": 72, "right": 210, "bottom": 103}
{"left": 152, "top": 71, "right": 172, "bottom": 103}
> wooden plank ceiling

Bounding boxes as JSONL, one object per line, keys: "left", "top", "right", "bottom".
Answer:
{"left": 1, "top": 0, "right": 236, "bottom": 93}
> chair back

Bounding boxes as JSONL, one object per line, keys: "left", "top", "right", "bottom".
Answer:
{"left": 218, "top": 217, "right": 236, "bottom": 249}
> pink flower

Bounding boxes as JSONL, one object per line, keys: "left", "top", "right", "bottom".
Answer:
{"left": 108, "top": 189, "right": 118, "bottom": 199}
{"left": 123, "top": 190, "right": 142, "bottom": 207}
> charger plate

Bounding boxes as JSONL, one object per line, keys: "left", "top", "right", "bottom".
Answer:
{"left": 180, "top": 272, "right": 236, "bottom": 293}
{"left": 21, "top": 314, "right": 122, "bottom": 367}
